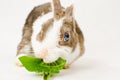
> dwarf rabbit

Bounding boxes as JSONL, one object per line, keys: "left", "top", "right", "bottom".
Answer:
{"left": 16, "top": 0, "right": 84, "bottom": 68}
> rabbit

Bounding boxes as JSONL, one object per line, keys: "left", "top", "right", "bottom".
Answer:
{"left": 16, "top": 0, "right": 84, "bottom": 69}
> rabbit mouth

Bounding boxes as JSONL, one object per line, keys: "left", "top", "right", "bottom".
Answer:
{"left": 35, "top": 43, "right": 81, "bottom": 65}
{"left": 34, "top": 46, "right": 72, "bottom": 63}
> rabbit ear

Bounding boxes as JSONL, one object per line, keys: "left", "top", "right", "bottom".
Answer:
{"left": 53, "top": 0, "right": 64, "bottom": 20}
{"left": 65, "top": 5, "right": 73, "bottom": 22}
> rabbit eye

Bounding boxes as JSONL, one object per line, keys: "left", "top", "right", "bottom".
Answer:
{"left": 64, "top": 32, "right": 69, "bottom": 41}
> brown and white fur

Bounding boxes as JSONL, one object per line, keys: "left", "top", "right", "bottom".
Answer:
{"left": 16, "top": 0, "right": 84, "bottom": 68}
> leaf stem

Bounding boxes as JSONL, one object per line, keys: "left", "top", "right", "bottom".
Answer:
{"left": 43, "top": 72, "right": 51, "bottom": 80}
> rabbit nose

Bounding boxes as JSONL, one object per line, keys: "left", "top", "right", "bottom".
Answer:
{"left": 39, "top": 49, "right": 48, "bottom": 59}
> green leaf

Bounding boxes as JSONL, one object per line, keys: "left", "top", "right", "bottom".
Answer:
{"left": 19, "top": 56, "right": 66, "bottom": 80}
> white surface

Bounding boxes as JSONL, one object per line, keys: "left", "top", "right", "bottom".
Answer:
{"left": 0, "top": 0, "right": 120, "bottom": 80}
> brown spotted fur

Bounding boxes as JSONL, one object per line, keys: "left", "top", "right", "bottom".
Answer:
{"left": 37, "top": 18, "right": 54, "bottom": 41}
{"left": 17, "top": 3, "right": 52, "bottom": 55}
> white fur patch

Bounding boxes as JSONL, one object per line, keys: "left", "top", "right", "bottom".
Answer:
{"left": 31, "top": 11, "right": 80, "bottom": 64}
{"left": 65, "top": 44, "right": 80, "bottom": 64}
{"left": 32, "top": 12, "right": 53, "bottom": 52}
{"left": 43, "top": 49, "right": 60, "bottom": 63}
{"left": 32, "top": 15, "right": 64, "bottom": 60}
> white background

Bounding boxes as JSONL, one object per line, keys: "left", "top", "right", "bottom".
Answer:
{"left": 0, "top": 0, "right": 120, "bottom": 80}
